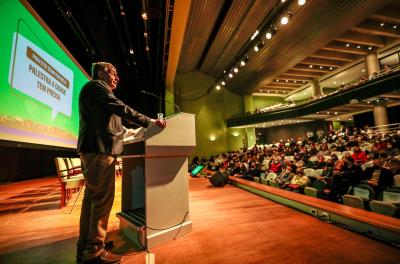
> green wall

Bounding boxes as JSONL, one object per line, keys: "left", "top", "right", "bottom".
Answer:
{"left": 253, "top": 96, "right": 284, "bottom": 111}
{"left": 174, "top": 71, "right": 245, "bottom": 157}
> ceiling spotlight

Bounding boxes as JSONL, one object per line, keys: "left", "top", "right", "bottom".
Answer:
{"left": 251, "top": 30, "right": 259, "bottom": 40}
{"left": 320, "top": 66, "right": 323, "bottom": 69}
{"left": 367, "top": 101, "right": 370, "bottom": 104}
{"left": 142, "top": 12, "right": 148, "bottom": 20}
{"left": 362, "top": 69, "right": 365, "bottom": 72}
{"left": 240, "top": 60, "right": 246, "bottom": 66}
{"left": 346, "top": 43, "right": 350, "bottom": 47}
{"left": 266, "top": 32, "right": 273, "bottom": 40}
{"left": 254, "top": 45, "right": 259, "bottom": 52}
{"left": 221, "top": 81, "right": 226, "bottom": 86}
{"left": 298, "top": 0, "right": 306, "bottom": 6}
{"left": 303, "top": 80, "right": 306, "bottom": 83}
{"left": 297, "top": 120, "right": 300, "bottom": 123}
{"left": 329, "top": 67, "right": 333, "bottom": 70}
{"left": 333, "top": 81, "right": 337, "bottom": 84}
{"left": 276, "top": 79, "right": 280, "bottom": 82}
{"left": 216, "top": 85, "right": 221, "bottom": 90}
{"left": 286, "top": 79, "right": 289, "bottom": 82}
{"left": 380, "top": 22, "right": 384, "bottom": 27}
{"left": 327, "top": 112, "right": 330, "bottom": 114}
{"left": 228, "top": 73, "right": 233, "bottom": 78}
{"left": 341, "top": 82, "right": 345, "bottom": 85}
{"left": 394, "top": 25, "right": 398, "bottom": 29}
{"left": 281, "top": 0, "right": 287, "bottom": 3}
{"left": 129, "top": 49, "right": 134, "bottom": 54}
{"left": 335, "top": 112, "right": 338, "bottom": 115}
{"left": 368, "top": 46, "right": 372, "bottom": 50}
{"left": 280, "top": 15, "right": 289, "bottom": 25}
{"left": 357, "top": 45, "right": 361, "bottom": 49}
{"left": 294, "top": 80, "right": 297, "bottom": 83}
{"left": 234, "top": 67, "right": 239, "bottom": 73}
{"left": 309, "top": 65, "right": 313, "bottom": 68}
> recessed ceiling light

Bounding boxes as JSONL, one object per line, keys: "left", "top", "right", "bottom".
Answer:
{"left": 297, "top": 120, "right": 300, "bottom": 123}
{"left": 320, "top": 66, "right": 323, "bottom": 69}
{"left": 309, "top": 65, "right": 313, "bottom": 68}
{"left": 368, "top": 46, "right": 372, "bottom": 50}
{"left": 142, "top": 12, "right": 148, "bottom": 20}
{"left": 333, "top": 81, "right": 337, "bottom": 84}
{"left": 221, "top": 81, "right": 226, "bottom": 85}
{"left": 394, "top": 25, "right": 398, "bottom": 29}
{"left": 380, "top": 22, "right": 384, "bottom": 27}
{"left": 329, "top": 67, "right": 333, "bottom": 70}
{"left": 346, "top": 43, "right": 350, "bottom": 47}
{"left": 216, "top": 85, "right": 221, "bottom": 90}
{"left": 294, "top": 80, "right": 297, "bottom": 83}
{"left": 254, "top": 45, "right": 259, "bottom": 52}
{"left": 341, "top": 82, "right": 345, "bottom": 85}
{"left": 276, "top": 79, "right": 280, "bottom": 82}
{"left": 303, "top": 80, "right": 306, "bottom": 83}
{"left": 228, "top": 73, "right": 233, "bottom": 78}
{"left": 298, "top": 0, "right": 306, "bottom": 6}
{"left": 362, "top": 69, "right": 365, "bottom": 72}
{"left": 357, "top": 45, "right": 361, "bottom": 49}
{"left": 286, "top": 79, "right": 289, "bottom": 82}
{"left": 266, "top": 32, "right": 273, "bottom": 39}
{"left": 233, "top": 67, "right": 239, "bottom": 73}
{"left": 327, "top": 112, "right": 330, "bottom": 114}
{"left": 280, "top": 16, "right": 289, "bottom": 25}
{"left": 335, "top": 112, "right": 338, "bottom": 115}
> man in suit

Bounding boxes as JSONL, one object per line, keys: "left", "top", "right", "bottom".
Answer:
{"left": 76, "top": 62, "right": 166, "bottom": 264}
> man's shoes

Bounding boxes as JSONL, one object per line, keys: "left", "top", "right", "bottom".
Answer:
{"left": 82, "top": 250, "right": 123, "bottom": 264}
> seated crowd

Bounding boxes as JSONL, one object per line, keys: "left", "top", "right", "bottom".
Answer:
{"left": 190, "top": 125, "right": 400, "bottom": 216}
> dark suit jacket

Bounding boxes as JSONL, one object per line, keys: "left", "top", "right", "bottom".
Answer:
{"left": 77, "top": 80, "right": 151, "bottom": 155}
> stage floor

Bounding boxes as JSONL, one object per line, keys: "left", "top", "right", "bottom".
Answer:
{"left": 0, "top": 176, "right": 399, "bottom": 264}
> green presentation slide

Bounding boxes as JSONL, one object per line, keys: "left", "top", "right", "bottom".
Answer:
{"left": 0, "top": 0, "right": 89, "bottom": 149}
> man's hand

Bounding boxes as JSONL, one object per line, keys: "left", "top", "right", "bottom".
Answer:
{"left": 156, "top": 119, "right": 167, "bottom": 128}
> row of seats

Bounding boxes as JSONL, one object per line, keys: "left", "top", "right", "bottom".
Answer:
{"left": 54, "top": 157, "right": 85, "bottom": 208}
{"left": 253, "top": 172, "right": 400, "bottom": 218}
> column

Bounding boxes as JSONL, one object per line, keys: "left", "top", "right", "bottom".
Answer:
{"left": 365, "top": 52, "right": 380, "bottom": 75}
{"left": 243, "top": 95, "right": 255, "bottom": 148}
{"left": 311, "top": 79, "right": 321, "bottom": 98}
{"left": 373, "top": 101, "right": 389, "bottom": 129}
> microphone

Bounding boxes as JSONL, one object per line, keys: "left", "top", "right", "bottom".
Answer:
{"left": 141, "top": 90, "right": 181, "bottom": 113}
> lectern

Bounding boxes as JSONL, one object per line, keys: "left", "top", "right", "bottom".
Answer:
{"left": 117, "top": 113, "right": 195, "bottom": 249}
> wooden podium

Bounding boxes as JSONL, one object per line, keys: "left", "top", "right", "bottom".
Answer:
{"left": 117, "top": 113, "right": 195, "bottom": 249}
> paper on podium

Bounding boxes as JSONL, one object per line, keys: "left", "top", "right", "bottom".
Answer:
{"left": 123, "top": 127, "right": 146, "bottom": 144}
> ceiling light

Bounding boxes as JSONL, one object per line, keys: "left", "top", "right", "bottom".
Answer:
{"left": 327, "top": 112, "right": 330, "bottom": 114}
{"left": 362, "top": 69, "right": 365, "bottom": 72}
{"left": 251, "top": 30, "right": 259, "bottom": 40}
{"left": 144, "top": 32, "right": 148, "bottom": 37}
{"left": 254, "top": 45, "right": 259, "bottom": 52}
{"left": 309, "top": 65, "right": 313, "bottom": 68}
{"left": 294, "top": 80, "right": 297, "bottom": 83}
{"left": 276, "top": 79, "right": 280, "bottom": 82}
{"left": 284, "top": 91, "right": 287, "bottom": 93}
{"left": 303, "top": 80, "right": 306, "bottom": 83}
{"left": 142, "top": 12, "right": 148, "bottom": 20}
{"left": 129, "top": 49, "right": 134, "bottom": 54}
{"left": 221, "top": 81, "right": 226, "bottom": 86}
{"left": 266, "top": 32, "right": 273, "bottom": 39}
{"left": 346, "top": 43, "right": 350, "bottom": 47}
{"left": 349, "top": 118, "right": 352, "bottom": 121}
{"left": 316, "top": 112, "right": 319, "bottom": 114}
{"left": 329, "top": 67, "right": 333, "bottom": 70}
{"left": 240, "top": 60, "right": 246, "bottom": 66}
{"left": 297, "top": 120, "right": 300, "bottom": 123}
{"left": 337, "top": 118, "right": 340, "bottom": 121}
{"left": 335, "top": 112, "right": 338, "bottom": 115}
{"left": 280, "top": 15, "right": 289, "bottom": 25}
{"left": 320, "top": 66, "right": 323, "bottom": 69}
{"left": 341, "top": 82, "right": 345, "bottom": 85}
{"left": 234, "top": 67, "right": 239, "bottom": 73}
{"left": 357, "top": 45, "right": 361, "bottom": 49}
{"left": 368, "top": 46, "right": 372, "bottom": 50}
{"left": 367, "top": 101, "right": 370, "bottom": 104}
{"left": 216, "top": 85, "right": 221, "bottom": 90}
{"left": 228, "top": 73, "right": 233, "bottom": 78}
{"left": 286, "top": 79, "right": 289, "bottom": 82}
{"left": 380, "top": 22, "right": 384, "bottom": 27}
{"left": 333, "top": 81, "right": 337, "bottom": 84}
{"left": 393, "top": 25, "right": 398, "bottom": 29}
{"left": 281, "top": 0, "right": 287, "bottom": 3}
{"left": 298, "top": 0, "right": 306, "bottom": 6}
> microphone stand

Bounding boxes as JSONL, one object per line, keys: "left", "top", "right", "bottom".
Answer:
{"left": 141, "top": 90, "right": 181, "bottom": 113}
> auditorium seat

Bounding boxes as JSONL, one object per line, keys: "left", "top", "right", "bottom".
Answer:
{"left": 253, "top": 177, "right": 261, "bottom": 183}
{"left": 369, "top": 200, "right": 399, "bottom": 218}
{"left": 343, "top": 194, "right": 365, "bottom": 209}
{"left": 304, "top": 187, "right": 318, "bottom": 198}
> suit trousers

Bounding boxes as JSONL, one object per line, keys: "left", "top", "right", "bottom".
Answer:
{"left": 77, "top": 153, "right": 116, "bottom": 259}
